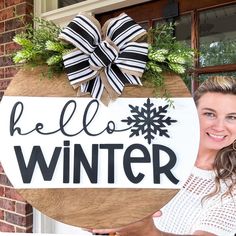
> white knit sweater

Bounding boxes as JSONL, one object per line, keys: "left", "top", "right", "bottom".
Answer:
{"left": 154, "top": 167, "right": 236, "bottom": 236}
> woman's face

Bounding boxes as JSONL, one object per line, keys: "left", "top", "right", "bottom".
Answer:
{"left": 197, "top": 92, "right": 236, "bottom": 153}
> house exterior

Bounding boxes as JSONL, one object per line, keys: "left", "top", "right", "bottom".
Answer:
{"left": 0, "top": 0, "right": 236, "bottom": 234}
{"left": 0, "top": 1, "right": 33, "bottom": 233}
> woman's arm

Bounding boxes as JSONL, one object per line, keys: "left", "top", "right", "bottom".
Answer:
{"left": 91, "top": 215, "right": 160, "bottom": 236}
{"left": 90, "top": 210, "right": 217, "bottom": 236}
{"left": 156, "top": 231, "right": 216, "bottom": 236}
{"left": 91, "top": 217, "right": 217, "bottom": 236}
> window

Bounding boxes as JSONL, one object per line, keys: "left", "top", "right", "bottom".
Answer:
{"left": 175, "top": 14, "right": 191, "bottom": 45}
{"left": 58, "top": 0, "right": 86, "bottom": 8}
{"left": 195, "top": 3, "right": 236, "bottom": 87}
{"left": 96, "top": 0, "right": 236, "bottom": 92}
{"left": 199, "top": 5, "right": 236, "bottom": 67}
{"left": 35, "top": 0, "right": 236, "bottom": 89}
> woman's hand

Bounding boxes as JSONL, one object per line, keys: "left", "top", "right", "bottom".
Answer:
{"left": 91, "top": 211, "right": 162, "bottom": 236}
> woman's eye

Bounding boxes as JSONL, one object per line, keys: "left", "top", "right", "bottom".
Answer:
{"left": 203, "top": 112, "right": 215, "bottom": 118}
{"left": 227, "top": 115, "right": 236, "bottom": 121}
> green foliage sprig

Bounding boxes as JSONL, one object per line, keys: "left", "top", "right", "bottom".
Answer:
{"left": 13, "top": 17, "right": 74, "bottom": 77}
{"left": 13, "top": 18, "right": 194, "bottom": 88}
{"left": 143, "top": 22, "right": 195, "bottom": 89}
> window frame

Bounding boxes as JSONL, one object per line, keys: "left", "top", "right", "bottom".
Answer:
{"left": 34, "top": 0, "right": 152, "bottom": 26}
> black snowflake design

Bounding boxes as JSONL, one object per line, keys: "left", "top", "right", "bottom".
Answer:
{"left": 121, "top": 98, "right": 177, "bottom": 144}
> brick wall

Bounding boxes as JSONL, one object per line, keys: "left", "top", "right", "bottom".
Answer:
{"left": 0, "top": 0, "right": 33, "bottom": 233}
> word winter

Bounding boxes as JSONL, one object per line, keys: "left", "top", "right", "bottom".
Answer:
{"left": 14, "top": 141, "right": 179, "bottom": 185}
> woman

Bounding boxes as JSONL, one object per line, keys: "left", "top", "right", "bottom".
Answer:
{"left": 91, "top": 76, "right": 236, "bottom": 236}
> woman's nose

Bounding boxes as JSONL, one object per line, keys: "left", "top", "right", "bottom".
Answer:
{"left": 212, "top": 118, "right": 225, "bottom": 131}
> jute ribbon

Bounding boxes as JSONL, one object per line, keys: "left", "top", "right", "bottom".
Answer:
{"left": 59, "top": 12, "right": 148, "bottom": 105}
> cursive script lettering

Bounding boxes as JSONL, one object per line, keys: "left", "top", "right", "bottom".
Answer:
{"left": 10, "top": 99, "right": 130, "bottom": 137}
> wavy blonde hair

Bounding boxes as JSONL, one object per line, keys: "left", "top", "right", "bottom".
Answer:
{"left": 194, "top": 76, "right": 236, "bottom": 198}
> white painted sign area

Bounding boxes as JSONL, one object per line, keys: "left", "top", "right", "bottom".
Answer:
{"left": 0, "top": 96, "right": 199, "bottom": 189}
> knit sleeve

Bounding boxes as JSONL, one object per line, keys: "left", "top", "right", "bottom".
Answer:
{"left": 191, "top": 197, "right": 236, "bottom": 236}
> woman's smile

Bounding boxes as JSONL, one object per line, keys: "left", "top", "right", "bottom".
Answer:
{"left": 206, "top": 132, "right": 226, "bottom": 141}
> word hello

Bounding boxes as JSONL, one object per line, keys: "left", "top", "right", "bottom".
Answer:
{"left": 10, "top": 100, "right": 129, "bottom": 137}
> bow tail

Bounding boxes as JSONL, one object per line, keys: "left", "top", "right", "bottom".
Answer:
{"left": 80, "top": 76, "right": 111, "bottom": 106}
{"left": 104, "top": 64, "right": 142, "bottom": 98}
{"left": 81, "top": 75, "right": 104, "bottom": 98}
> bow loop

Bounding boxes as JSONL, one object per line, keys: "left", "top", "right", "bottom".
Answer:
{"left": 105, "top": 13, "right": 147, "bottom": 49}
{"left": 59, "top": 13, "right": 102, "bottom": 54}
{"left": 63, "top": 49, "right": 97, "bottom": 88}
{"left": 60, "top": 13, "right": 148, "bottom": 105}
{"left": 115, "top": 42, "right": 148, "bottom": 77}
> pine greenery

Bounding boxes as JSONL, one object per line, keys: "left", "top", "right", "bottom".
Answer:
{"left": 143, "top": 22, "right": 195, "bottom": 89}
{"left": 13, "top": 17, "right": 74, "bottom": 77}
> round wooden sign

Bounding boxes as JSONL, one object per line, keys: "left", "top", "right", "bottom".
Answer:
{"left": 0, "top": 67, "right": 199, "bottom": 229}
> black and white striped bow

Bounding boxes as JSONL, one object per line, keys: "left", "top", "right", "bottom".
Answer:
{"left": 59, "top": 12, "right": 148, "bottom": 104}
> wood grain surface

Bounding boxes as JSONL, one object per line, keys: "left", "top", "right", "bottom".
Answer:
{"left": 5, "top": 66, "right": 190, "bottom": 229}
